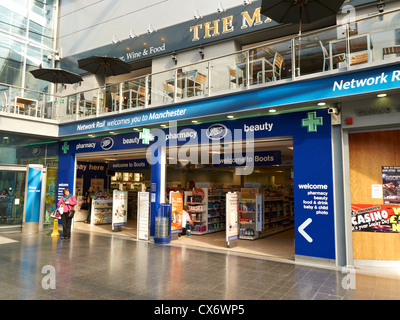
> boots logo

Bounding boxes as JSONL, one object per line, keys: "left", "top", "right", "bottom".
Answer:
{"left": 206, "top": 124, "right": 228, "bottom": 140}
{"left": 101, "top": 137, "right": 114, "bottom": 150}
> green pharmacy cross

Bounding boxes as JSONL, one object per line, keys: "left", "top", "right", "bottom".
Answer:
{"left": 140, "top": 128, "right": 154, "bottom": 145}
{"left": 62, "top": 142, "right": 70, "bottom": 154}
{"left": 302, "top": 112, "right": 323, "bottom": 133}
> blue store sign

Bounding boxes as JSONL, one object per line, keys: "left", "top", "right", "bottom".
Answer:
{"left": 59, "top": 63, "right": 400, "bottom": 137}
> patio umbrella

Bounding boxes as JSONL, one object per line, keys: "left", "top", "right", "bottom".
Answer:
{"left": 261, "top": 0, "right": 345, "bottom": 35}
{"left": 30, "top": 67, "right": 83, "bottom": 91}
{"left": 261, "top": 0, "right": 345, "bottom": 71}
{"left": 77, "top": 55, "right": 132, "bottom": 85}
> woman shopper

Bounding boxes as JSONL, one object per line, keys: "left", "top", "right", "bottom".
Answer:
{"left": 57, "top": 188, "right": 77, "bottom": 240}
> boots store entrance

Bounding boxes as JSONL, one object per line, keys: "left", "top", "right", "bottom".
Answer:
{"left": 58, "top": 108, "right": 338, "bottom": 264}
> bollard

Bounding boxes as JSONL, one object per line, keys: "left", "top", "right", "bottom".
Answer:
{"left": 50, "top": 218, "right": 60, "bottom": 237}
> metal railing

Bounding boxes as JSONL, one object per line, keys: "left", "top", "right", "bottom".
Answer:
{"left": 1, "top": 8, "right": 400, "bottom": 124}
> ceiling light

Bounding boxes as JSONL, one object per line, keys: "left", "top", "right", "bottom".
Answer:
{"left": 269, "top": 109, "right": 277, "bottom": 112}
{"left": 377, "top": 93, "right": 387, "bottom": 98}
{"left": 318, "top": 102, "right": 326, "bottom": 106}
{"left": 192, "top": 120, "right": 198, "bottom": 123}
{"left": 161, "top": 124, "right": 168, "bottom": 127}
{"left": 227, "top": 115, "right": 234, "bottom": 118}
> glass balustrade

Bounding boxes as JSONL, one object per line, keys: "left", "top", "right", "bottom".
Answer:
{"left": 1, "top": 9, "right": 400, "bottom": 124}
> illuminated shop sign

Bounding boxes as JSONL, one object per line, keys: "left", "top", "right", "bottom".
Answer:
{"left": 59, "top": 64, "right": 400, "bottom": 137}
{"left": 60, "top": 1, "right": 279, "bottom": 74}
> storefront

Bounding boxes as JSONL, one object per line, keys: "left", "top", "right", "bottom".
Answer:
{"left": 57, "top": 98, "right": 338, "bottom": 265}
{"left": 342, "top": 91, "right": 400, "bottom": 267}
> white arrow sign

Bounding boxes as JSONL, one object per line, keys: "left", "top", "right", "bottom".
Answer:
{"left": 299, "top": 218, "right": 313, "bottom": 243}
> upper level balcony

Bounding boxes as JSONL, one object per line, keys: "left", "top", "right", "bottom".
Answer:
{"left": 1, "top": 8, "right": 400, "bottom": 130}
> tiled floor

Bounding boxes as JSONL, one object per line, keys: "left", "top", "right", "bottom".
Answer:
{"left": 0, "top": 229, "right": 400, "bottom": 301}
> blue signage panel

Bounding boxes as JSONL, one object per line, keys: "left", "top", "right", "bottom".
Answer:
{"left": 213, "top": 151, "right": 281, "bottom": 167}
{"left": 59, "top": 63, "right": 400, "bottom": 137}
{"left": 58, "top": 108, "right": 335, "bottom": 260}
{"left": 109, "top": 159, "right": 149, "bottom": 171}
{"left": 25, "top": 165, "right": 43, "bottom": 223}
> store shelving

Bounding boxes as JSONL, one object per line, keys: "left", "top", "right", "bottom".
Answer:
{"left": 91, "top": 199, "right": 113, "bottom": 225}
{"left": 207, "top": 191, "right": 226, "bottom": 233}
{"left": 239, "top": 199, "right": 258, "bottom": 240}
{"left": 187, "top": 201, "right": 207, "bottom": 234}
{"left": 261, "top": 196, "right": 294, "bottom": 237}
{"left": 184, "top": 189, "right": 208, "bottom": 235}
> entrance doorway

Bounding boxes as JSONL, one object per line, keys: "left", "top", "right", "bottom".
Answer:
{"left": 166, "top": 137, "right": 295, "bottom": 260}
{"left": 73, "top": 149, "right": 151, "bottom": 238}
{"left": 0, "top": 165, "right": 27, "bottom": 230}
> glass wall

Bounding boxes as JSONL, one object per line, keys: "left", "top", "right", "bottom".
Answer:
{"left": 0, "top": 131, "right": 59, "bottom": 229}
{"left": 0, "top": 169, "right": 26, "bottom": 228}
{"left": 0, "top": 1, "right": 58, "bottom": 91}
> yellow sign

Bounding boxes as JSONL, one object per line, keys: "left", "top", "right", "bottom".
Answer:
{"left": 189, "top": 8, "right": 271, "bottom": 41}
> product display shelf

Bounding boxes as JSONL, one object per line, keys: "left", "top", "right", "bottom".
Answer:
{"left": 91, "top": 199, "right": 113, "bottom": 225}
{"left": 262, "top": 196, "right": 293, "bottom": 237}
{"left": 239, "top": 199, "right": 259, "bottom": 240}
{"left": 207, "top": 192, "right": 226, "bottom": 233}
{"left": 187, "top": 201, "right": 208, "bottom": 235}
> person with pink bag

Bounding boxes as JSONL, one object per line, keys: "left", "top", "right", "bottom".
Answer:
{"left": 57, "top": 188, "right": 77, "bottom": 240}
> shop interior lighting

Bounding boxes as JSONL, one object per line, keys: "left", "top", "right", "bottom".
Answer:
{"left": 268, "top": 109, "right": 277, "bottom": 112}
{"left": 194, "top": 9, "right": 202, "bottom": 19}
{"left": 217, "top": 2, "right": 225, "bottom": 13}
{"left": 317, "top": 102, "right": 326, "bottom": 106}
{"left": 377, "top": 93, "right": 387, "bottom": 98}
{"left": 227, "top": 115, "right": 234, "bottom": 118}
{"left": 192, "top": 120, "right": 198, "bottom": 123}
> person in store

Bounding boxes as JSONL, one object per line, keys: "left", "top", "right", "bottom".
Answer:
{"left": 57, "top": 188, "right": 77, "bottom": 240}
{"left": 84, "top": 186, "right": 95, "bottom": 224}
{"left": 181, "top": 205, "right": 194, "bottom": 236}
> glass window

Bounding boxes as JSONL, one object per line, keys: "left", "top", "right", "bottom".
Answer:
{"left": 0, "top": 35, "right": 24, "bottom": 87}
{"left": 25, "top": 44, "right": 52, "bottom": 92}
{"left": 0, "top": 2, "right": 28, "bottom": 37}
{"left": 0, "top": 0, "right": 58, "bottom": 89}
{"left": 28, "top": 0, "right": 56, "bottom": 47}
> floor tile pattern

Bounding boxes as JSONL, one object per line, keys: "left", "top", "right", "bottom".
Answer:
{"left": 0, "top": 231, "right": 400, "bottom": 300}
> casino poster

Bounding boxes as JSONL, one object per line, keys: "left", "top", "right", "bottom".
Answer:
{"left": 351, "top": 204, "right": 400, "bottom": 233}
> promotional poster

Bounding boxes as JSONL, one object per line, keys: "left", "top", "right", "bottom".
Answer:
{"left": 382, "top": 166, "right": 400, "bottom": 204}
{"left": 170, "top": 191, "right": 183, "bottom": 234}
{"left": 112, "top": 190, "right": 128, "bottom": 229}
{"left": 351, "top": 204, "right": 400, "bottom": 232}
